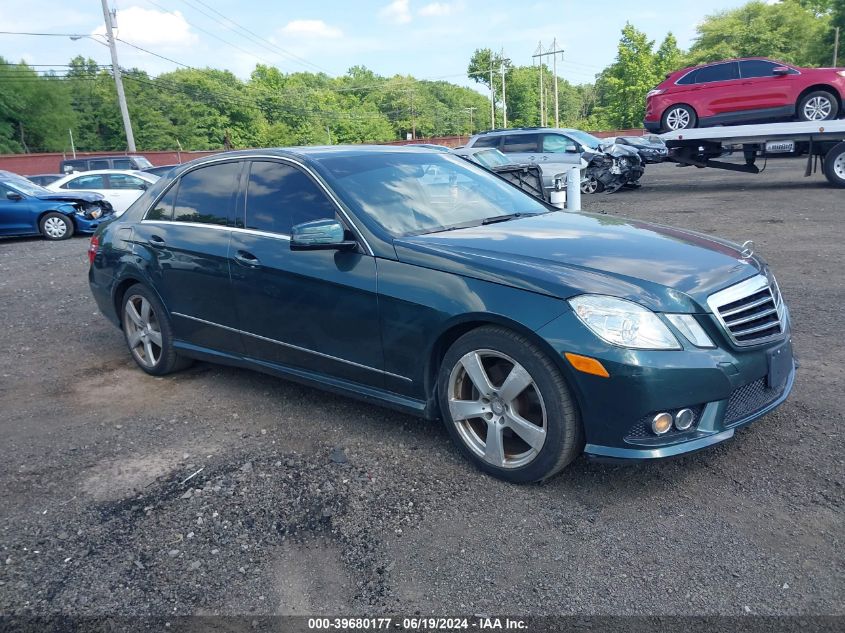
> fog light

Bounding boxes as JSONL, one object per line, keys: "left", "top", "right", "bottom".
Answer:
{"left": 675, "top": 408, "right": 695, "bottom": 431}
{"left": 651, "top": 412, "right": 673, "bottom": 435}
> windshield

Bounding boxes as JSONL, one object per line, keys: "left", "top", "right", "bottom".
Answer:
{"left": 564, "top": 130, "right": 604, "bottom": 150}
{"left": 319, "top": 152, "right": 549, "bottom": 237}
{"left": 3, "top": 176, "right": 50, "bottom": 197}
{"left": 472, "top": 149, "right": 510, "bottom": 169}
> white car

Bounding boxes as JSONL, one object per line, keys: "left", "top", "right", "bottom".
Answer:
{"left": 47, "top": 170, "right": 159, "bottom": 216}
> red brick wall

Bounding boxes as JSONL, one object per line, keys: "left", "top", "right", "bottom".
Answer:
{"left": 0, "top": 129, "right": 649, "bottom": 175}
{"left": 0, "top": 150, "right": 220, "bottom": 176}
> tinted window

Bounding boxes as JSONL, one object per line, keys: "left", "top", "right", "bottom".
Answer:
{"left": 542, "top": 134, "right": 577, "bottom": 153}
{"left": 501, "top": 134, "right": 539, "bottom": 153}
{"left": 694, "top": 62, "right": 739, "bottom": 83}
{"left": 740, "top": 60, "right": 794, "bottom": 78}
{"left": 676, "top": 69, "right": 697, "bottom": 85}
{"left": 245, "top": 161, "right": 337, "bottom": 235}
{"left": 108, "top": 174, "right": 146, "bottom": 190}
{"left": 89, "top": 160, "right": 110, "bottom": 170}
{"left": 472, "top": 136, "right": 500, "bottom": 148}
{"left": 172, "top": 162, "right": 239, "bottom": 226}
{"left": 146, "top": 185, "right": 176, "bottom": 220}
{"left": 65, "top": 174, "right": 105, "bottom": 189}
{"left": 113, "top": 158, "right": 133, "bottom": 169}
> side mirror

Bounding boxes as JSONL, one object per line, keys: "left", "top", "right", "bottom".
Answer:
{"left": 772, "top": 66, "right": 790, "bottom": 76}
{"left": 565, "top": 144, "right": 579, "bottom": 154}
{"left": 290, "top": 218, "right": 357, "bottom": 252}
{"left": 5, "top": 191, "right": 23, "bottom": 201}
{"left": 139, "top": 183, "right": 148, "bottom": 191}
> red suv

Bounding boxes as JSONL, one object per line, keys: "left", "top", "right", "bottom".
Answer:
{"left": 644, "top": 58, "right": 845, "bottom": 132}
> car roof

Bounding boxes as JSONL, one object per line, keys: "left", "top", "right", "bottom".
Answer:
{"left": 471, "top": 126, "right": 589, "bottom": 137}
{"left": 176, "top": 145, "right": 455, "bottom": 170}
{"left": 670, "top": 57, "right": 790, "bottom": 75}
{"left": 55, "top": 169, "right": 157, "bottom": 179}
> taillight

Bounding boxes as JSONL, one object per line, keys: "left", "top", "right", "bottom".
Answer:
{"left": 88, "top": 235, "right": 99, "bottom": 265}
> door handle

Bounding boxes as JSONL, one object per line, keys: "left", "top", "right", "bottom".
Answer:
{"left": 148, "top": 235, "right": 166, "bottom": 247}
{"left": 235, "top": 250, "right": 261, "bottom": 267}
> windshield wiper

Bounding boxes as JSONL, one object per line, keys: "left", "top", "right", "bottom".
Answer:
{"left": 481, "top": 212, "right": 529, "bottom": 225}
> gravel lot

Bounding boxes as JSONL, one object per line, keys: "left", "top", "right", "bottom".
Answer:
{"left": 0, "top": 159, "right": 843, "bottom": 622}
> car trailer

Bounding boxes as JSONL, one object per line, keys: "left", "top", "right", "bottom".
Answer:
{"left": 660, "top": 120, "right": 845, "bottom": 187}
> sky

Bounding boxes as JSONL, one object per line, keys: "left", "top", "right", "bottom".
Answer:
{"left": 0, "top": 0, "right": 757, "bottom": 88}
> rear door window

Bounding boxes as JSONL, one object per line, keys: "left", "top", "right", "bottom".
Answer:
{"left": 171, "top": 162, "right": 240, "bottom": 226}
{"left": 501, "top": 134, "right": 540, "bottom": 153}
{"left": 89, "top": 159, "right": 111, "bottom": 170}
{"left": 472, "top": 136, "right": 500, "bottom": 148}
{"left": 694, "top": 62, "right": 739, "bottom": 83}
{"left": 63, "top": 174, "right": 106, "bottom": 189}
{"left": 245, "top": 161, "right": 338, "bottom": 235}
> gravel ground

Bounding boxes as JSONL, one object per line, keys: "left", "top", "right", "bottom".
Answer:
{"left": 0, "top": 159, "right": 843, "bottom": 622}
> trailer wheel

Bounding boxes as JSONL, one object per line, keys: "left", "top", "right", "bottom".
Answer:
{"left": 823, "top": 141, "right": 845, "bottom": 188}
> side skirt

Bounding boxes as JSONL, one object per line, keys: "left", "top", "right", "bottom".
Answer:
{"left": 173, "top": 340, "right": 432, "bottom": 419}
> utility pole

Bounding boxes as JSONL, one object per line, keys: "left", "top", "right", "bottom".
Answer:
{"left": 835, "top": 27, "right": 840, "bottom": 67}
{"left": 534, "top": 42, "right": 544, "bottom": 126}
{"left": 500, "top": 48, "right": 510, "bottom": 128}
{"left": 463, "top": 107, "right": 476, "bottom": 134}
{"left": 489, "top": 59, "right": 495, "bottom": 129}
{"left": 410, "top": 90, "right": 416, "bottom": 139}
{"left": 532, "top": 40, "right": 565, "bottom": 127}
{"left": 100, "top": 0, "right": 136, "bottom": 152}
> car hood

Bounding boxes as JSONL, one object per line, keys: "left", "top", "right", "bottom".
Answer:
{"left": 393, "top": 212, "right": 763, "bottom": 313}
{"left": 35, "top": 191, "right": 104, "bottom": 203}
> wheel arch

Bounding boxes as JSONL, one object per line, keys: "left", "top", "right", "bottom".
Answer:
{"left": 37, "top": 207, "right": 76, "bottom": 230}
{"left": 111, "top": 275, "right": 167, "bottom": 329}
{"left": 797, "top": 84, "right": 842, "bottom": 109}
{"left": 424, "top": 313, "right": 576, "bottom": 416}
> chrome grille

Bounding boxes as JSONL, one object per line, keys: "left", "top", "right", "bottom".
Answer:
{"left": 707, "top": 275, "right": 784, "bottom": 347}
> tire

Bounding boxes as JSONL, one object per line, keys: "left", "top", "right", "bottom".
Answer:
{"left": 661, "top": 104, "right": 697, "bottom": 132}
{"left": 797, "top": 90, "right": 839, "bottom": 122}
{"left": 580, "top": 176, "right": 605, "bottom": 194}
{"left": 120, "top": 283, "right": 193, "bottom": 376}
{"left": 437, "top": 326, "right": 583, "bottom": 483}
{"left": 39, "top": 212, "right": 74, "bottom": 241}
{"left": 823, "top": 141, "right": 845, "bottom": 188}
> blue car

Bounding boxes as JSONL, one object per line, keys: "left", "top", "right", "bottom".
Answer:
{"left": 0, "top": 170, "right": 114, "bottom": 240}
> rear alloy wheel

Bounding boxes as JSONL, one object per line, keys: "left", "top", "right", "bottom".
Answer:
{"left": 437, "top": 326, "right": 582, "bottom": 482}
{"left": 121, "top": 284, "right": 192, "bottom": 376}
{"left": 662, "top": 104, "right": 697, "bottom": 132}
{"left": 39, "top": 212, "right": 73, "bottom": 241}
{"left": 798, "top": 91, "right": 838, "bottom": 122}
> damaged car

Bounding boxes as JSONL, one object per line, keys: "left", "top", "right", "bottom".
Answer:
{"left": 452, "top": 147, "right": 569, "bottom": 204}
{"left": 605, "top": 135, "right": 669, "bottom": 164}
{"left": 0, "top": 169, "right": 114, "bottom": 241}
{"left": 463, "top": 127, "right": 644, "bottom": 195}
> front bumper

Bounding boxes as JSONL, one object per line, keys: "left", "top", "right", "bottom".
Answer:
{"left": 74, "top": 212, "right": 113, "bottom": 234}
{"left": 536, "top": 309, "right": 795, "bottom": 461}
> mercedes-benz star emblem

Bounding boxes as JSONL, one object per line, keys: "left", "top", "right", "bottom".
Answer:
{"left": 740, "top": 240, "right": 754, "bottom": 259}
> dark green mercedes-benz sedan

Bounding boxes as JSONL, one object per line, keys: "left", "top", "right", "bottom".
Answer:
{"left": 88, "top": 146, "right": 795, "bottom": 482}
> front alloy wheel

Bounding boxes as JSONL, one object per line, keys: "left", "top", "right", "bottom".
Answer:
{"left": 448, "top": 350, "right": 547, "bottom": 469}
{"left": 799, "top": 91, "right": 838, "bottom": 121}
{"left": 662, "top": 105, "right": 697, "bottom": 131}
{"left": 438, "top": 326, "right": 582, "bottom": 482}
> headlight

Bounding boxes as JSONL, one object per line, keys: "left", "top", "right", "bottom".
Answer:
{"left": 87, "top": 208, "right": 103, "bottom": 219}
{"left": 569, "top": 295, "right": 681, "bottom": 350}
{"left": 665, "top": 314, "right": 715, "bottom": 348}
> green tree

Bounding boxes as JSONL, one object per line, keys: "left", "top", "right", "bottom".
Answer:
{"left": 689, "top": 0, "right": 832, "bottom": 66}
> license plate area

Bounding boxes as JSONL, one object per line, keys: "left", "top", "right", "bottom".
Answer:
{"left": 767, "top": 341, "right": 792, "bottom": 389}
{"left": 765, "top": 140, "right": 795, "bottom": 154}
